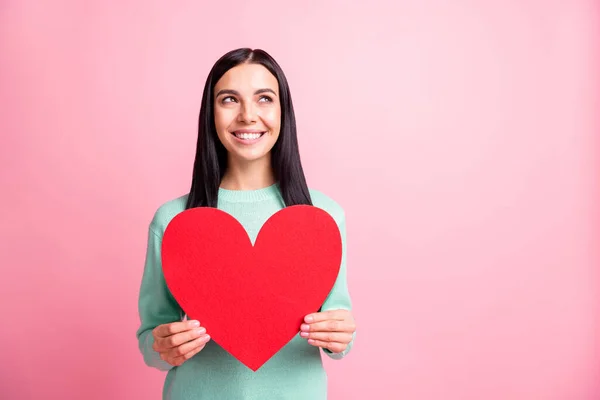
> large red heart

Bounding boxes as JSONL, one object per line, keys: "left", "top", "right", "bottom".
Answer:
{"left": 161, "top": 205, "right": 342, "bottom": 371}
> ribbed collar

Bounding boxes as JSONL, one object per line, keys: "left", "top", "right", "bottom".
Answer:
{"left": 217, "top": 182, "right": 282, "bottom": 203}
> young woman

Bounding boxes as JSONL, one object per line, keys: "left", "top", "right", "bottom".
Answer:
{"left": 136, "top": 48, "right": 356, "bottom": 399}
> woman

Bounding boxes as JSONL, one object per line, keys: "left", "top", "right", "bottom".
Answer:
{"left": 136, "top": 48, "right": 356, "bottom": 399}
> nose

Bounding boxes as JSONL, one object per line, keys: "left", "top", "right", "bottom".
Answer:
{"left": 238, "top": 101, "right": 257, "bottom": 123}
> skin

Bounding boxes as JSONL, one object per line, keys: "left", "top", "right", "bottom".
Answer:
{"left": 300, "top": 309, "right": 356, "bottom": 354}
{"left": 152, "top": 320, "right": 210, "bottom": 366}
{"left": 214, "top": 62, "right": 281, "bottom": 191}
{"left": 151, "top": 63, "right": 356, "bottom": 366}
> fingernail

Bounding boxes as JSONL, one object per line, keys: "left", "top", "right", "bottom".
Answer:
{"left": 189, "top": 320, "right": 200, "bottom": 328}
{"left": 305, "top": 316, "right": 314, "bottom": 323}
{"left": 300, "top": 332, "right": 309, "bottom": 338}
{"left": 301, "top": 324, "right": 309, "bottom": 331}
{"left": 195, "top": 328, "right": 206, "bottom": 335}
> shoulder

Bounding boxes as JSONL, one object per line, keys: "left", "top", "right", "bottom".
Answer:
{"left": 148, "top": 193, "right": 190, "bottom": 236}
{"left": 309, "top": 188, "right": 346, "bottom": 226}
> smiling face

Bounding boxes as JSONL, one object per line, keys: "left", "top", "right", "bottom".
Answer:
{"left": 213, "top": 63, "right": 281, "bottom": 165}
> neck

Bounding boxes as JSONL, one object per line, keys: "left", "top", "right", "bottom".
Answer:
{"left": 220, "top": 155, "right": 276, "bottom": 191}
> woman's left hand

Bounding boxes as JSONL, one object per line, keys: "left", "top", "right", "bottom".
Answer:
{"left": 300, "top": 309, "right": 356, "bottom": 354}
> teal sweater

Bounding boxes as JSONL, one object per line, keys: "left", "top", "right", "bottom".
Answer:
{"left": 136, "top": 183, "right": 354, "bottom": 400}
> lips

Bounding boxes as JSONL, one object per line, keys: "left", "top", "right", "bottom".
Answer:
{"left": 233, "top": 131, "right": 265, "bottom": 140}
{"left": 231, "top": 130, "right": 266, "bottom": 144}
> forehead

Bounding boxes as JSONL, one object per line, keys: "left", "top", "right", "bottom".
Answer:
{"left": 214, "top": 63, "right": 279, "bottom": 93}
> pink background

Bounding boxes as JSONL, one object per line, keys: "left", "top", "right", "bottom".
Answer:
{"left": 1, "top": 1, "right": 598, "bottom": 399}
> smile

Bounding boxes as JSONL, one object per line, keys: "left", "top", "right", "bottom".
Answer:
{"left": 231, "top": 131, "right": 266, "bottom": 144}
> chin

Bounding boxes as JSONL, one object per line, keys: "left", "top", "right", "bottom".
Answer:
{"left": 223, "top": 137, "right": 277, "bottom": 164}
{"left": 230, "top": 150, "right": 272, "bottom": 164}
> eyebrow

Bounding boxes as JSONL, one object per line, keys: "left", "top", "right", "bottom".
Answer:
{"left": 215, "top": 88, "right": 277, "bottom": 97}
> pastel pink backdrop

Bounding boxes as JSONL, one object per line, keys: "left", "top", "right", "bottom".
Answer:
{"left": 1, "top": 1, "right": 598, "bottom": 399}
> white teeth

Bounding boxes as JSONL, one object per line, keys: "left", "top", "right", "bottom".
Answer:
{"left": 235, "top": 132, "right": 264, "bottom": 140}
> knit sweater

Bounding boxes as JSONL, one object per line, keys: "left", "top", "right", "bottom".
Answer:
{"left": 136, "top": 183, "right": 354, "bottom": 400}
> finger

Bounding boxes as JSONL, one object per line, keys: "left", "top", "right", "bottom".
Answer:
{"left": 304, "top": 309, "right": 348, "bottom": 323}
{"left": 156, "top": 326, "right": 206, "bottom": 350}
{"left": 168, "top": 334, "right": 211, "bottom": 359}
{"left": 154, "top": 320, "right": 201, "bottom": 339}
{"left": 170, "top": 341, "right": 207, "bottom": 366}
{"left": 301, "top": 319, "right": 354, "bottom": 333}
{"left": 306, "top": 339, "right": 347, "bottom": 354}
{"left": 300, "top": 331, "right": 353, "bottom": 343}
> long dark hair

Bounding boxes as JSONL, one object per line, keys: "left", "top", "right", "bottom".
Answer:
{"left": 185, "top": 48, "right": 312, "bottom": 209}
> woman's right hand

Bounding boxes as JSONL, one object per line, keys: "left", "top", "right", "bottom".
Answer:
{"left": 152, "top": 320, "right": 211, "bottom": 366}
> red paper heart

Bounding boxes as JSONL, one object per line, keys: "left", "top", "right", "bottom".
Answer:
{"left": 161, "top": 205, "right": 342, "bottom": 371}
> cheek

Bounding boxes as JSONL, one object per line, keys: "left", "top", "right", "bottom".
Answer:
{"left": 214, "top": 108, "right": 232, "bottom": 132}
{"left": 260, "top": 108, "right": 281, "bottom": 131}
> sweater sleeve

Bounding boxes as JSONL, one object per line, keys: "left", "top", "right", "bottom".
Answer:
{"left": 319, "top": 213, "right": 356, "bottom": 360}
{"left": 135, "top": 223, "right": 183, "bottom": 371}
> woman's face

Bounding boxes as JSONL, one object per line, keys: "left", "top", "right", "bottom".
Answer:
{"left": 213, "top": 63, "right": 281, "bottom": 164}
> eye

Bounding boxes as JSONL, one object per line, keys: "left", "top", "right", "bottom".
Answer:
{"left": 258, "top": 95, "right": 273, "bottom": 103}
{"left": 221, "top": 96, "right": 237, "bottom": 104}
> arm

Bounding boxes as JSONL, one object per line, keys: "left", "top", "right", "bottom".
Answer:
{"left": 135, "top": 223, "right": 184, "bottom": 371}
{"left": 318, "top": 214, "right": 356, "bottom": 360}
